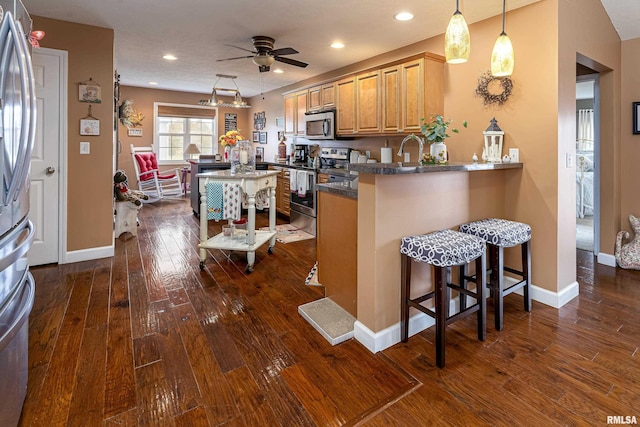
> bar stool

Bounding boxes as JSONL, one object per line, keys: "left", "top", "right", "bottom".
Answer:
{"left": 400, "top": 229, "right": 487, "bottom": 368}
{"left": 459, "top": 218, "right": 532, "bottom": 331}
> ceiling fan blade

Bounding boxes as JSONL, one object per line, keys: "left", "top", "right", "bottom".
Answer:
{"left": 274, "top": 56, "right": 308, "bottom": 68}
{"left": 270, "top": 47, "right": 298, "bottom": 56}
{"left": 216, "top": 55, "right": 254, "bottom": 62}
{"left": 225, "top": 44, "right": 256, "bottom": 54}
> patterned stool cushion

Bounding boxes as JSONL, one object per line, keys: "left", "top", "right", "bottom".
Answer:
{"left": 459, "top": 218, "right": 531, "bottom": 247}
{"left": 400, "top": 229, "right": 486, "bottom": 267}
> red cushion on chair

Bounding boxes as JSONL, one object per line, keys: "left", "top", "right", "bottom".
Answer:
{"left": 134, "top": 152, "right": 176, "bottom": 181}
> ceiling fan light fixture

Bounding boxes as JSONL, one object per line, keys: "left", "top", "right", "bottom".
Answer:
{"left": 252, "top": 54, "right": 275, "bottom": 67}
{"left": 491, "top": 0, "right": 514, "bottom": 77}
{"left": 444, "top": 0, "right": 470, "bottom": 64}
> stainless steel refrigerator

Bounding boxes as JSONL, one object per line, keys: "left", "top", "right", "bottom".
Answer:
{"left": 0, "top": 0, "right": 37, "bottom": 426}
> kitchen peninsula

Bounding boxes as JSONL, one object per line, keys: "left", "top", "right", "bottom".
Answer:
{"left": 317, "top": 161, "right": 523, "bottom": 353}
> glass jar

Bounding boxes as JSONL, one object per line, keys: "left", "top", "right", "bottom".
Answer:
{"left": 230, "top": 140, "right": 255, "bottom": 173}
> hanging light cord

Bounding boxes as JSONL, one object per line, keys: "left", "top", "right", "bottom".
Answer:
{"left": 455, "top": 0, "right": 460, "bottom": 14}
{"left": 501, "top": 0, "right": 507, "bottom": 35}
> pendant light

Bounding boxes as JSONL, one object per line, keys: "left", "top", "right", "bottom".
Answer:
{"left": 491, "top": 0, "right": 514, "bottom": 77}
{"left": 444, "top": 0, "right": 470, "bottom": 64}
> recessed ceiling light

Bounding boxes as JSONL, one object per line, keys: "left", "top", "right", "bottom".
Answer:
{"left": 163, "top": 54, "right": 177, "bottom": 60}
{"left": 395, "top": 12, "right": 414, "bottom": 21}
{"left": 148, "top": 81, "right": 158, "bottom": 85}
{"left": 331, "top": 42, "right": 345, "bottom": 49}
{"left": 273, "top": 69, "right": 284, "bottom": 74}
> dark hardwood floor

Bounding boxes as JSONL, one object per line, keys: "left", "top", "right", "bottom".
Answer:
{"left": 20, "top": 197, "right": 640, "bottom": 426}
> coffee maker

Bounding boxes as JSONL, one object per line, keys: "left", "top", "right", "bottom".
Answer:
{"left": 293, "top": 144, "right": 309, "bottom": 165}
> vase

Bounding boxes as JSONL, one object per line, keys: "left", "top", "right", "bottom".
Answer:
{"left": 223, "top": 145, "right": 232, "bottom": 162}
{"left": 230, "top": 140, "right": 255, "bottom": 174}
{"left": 430, "top": 142, "right": 447, "bottom": 164}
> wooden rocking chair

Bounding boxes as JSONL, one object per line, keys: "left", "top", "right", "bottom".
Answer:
{"left": 130, "top": 145, "right": 182, "bottom": 203}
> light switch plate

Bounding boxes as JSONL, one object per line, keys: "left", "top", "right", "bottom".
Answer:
{"left": 566, "top": 152, "right": 574, "bottom": 168}
{"left": 509, "top": 148, "right": 519, "bottom": 163}
{"left": 80, "top": 141, "right": 90, "bottom": 154}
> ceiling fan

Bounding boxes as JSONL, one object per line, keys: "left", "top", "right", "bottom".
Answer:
{"left": 217, "top": 35, "right": 308, "bottom": 73}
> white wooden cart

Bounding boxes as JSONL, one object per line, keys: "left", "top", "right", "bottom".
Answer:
{"left": 198, "top": 170, "right": 279, "bottom": 272}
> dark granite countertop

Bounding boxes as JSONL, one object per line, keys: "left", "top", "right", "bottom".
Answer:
{"left": 317, "top": 179, "right": 358, "bottom": 200}
{"left": 348, "top": 161, "right": 523, "bottom": 175}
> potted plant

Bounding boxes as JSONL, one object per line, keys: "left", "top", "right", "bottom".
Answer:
{"left": 420, "top": 115, "right": 467, "bottom": 164}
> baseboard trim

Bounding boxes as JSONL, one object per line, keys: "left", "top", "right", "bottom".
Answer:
{"left": 63, "top": 244, "right": 114, "bottom": 264}
{"left": 354, "top": 278, "right": 580, "bottom": 354}
{"left": 597, "top": 252, "right": 616, "bottom": 267}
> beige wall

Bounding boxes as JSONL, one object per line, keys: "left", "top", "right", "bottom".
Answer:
{"left": 34, "top": 17, "right": 114, "bottom": 252}
{"left": 620, "top": 38, "right": 640, "bottom": 232}
{"left": 117, "top": 86, "right": 250, "bottom": 185}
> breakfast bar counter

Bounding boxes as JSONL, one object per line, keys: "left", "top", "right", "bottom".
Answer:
{"left": 335, "top": 161, "right": 524, "bottom": 353}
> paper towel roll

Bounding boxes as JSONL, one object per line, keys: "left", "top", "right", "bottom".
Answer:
{"left": 381, "top": 147, "right": 393, "bottom": 163}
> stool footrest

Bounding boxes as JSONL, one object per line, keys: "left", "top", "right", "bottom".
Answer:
{"left": 447, "top": 304, "right": 480, "bottom": 325}
{"left": 503, "top": 266, "right": 523, "bottom": 276}
{"left": 407, "top": 300, "right": 436, "bottom": 320}
{"left": 503, "top": 279, "right": 527, "bottom": 296}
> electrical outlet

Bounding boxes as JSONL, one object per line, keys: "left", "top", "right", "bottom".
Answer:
{"left": 509, "top": 148, "right": 519, "bottom": 163}
{"left": 80, "top": 141, "right": 90, "bottom": 154}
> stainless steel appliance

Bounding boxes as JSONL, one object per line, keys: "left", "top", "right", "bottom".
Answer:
{"left": 304, "top": 110, "right": 335, "bottom": 140}
{"left": 290, "top": 168, "right": 317, "bottom": 236}
{"left": 0, "top": 2, "right": 37, "bottom": 426}
{"left": 293, "top": 144, "right": 309, "bottom": 165}
{"left": 320, "top": 147, "right": 357, "bottom": 182}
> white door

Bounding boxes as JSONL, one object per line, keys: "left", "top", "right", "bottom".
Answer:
{"left": 29, "top": 49, "right": 64, "bottom": 266}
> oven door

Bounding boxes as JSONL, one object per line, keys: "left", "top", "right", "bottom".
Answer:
{"left": 290, "top": 169, "right": 316, "bottom": 217}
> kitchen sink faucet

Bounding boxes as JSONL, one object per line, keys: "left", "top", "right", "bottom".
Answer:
{"left": 398, "top": 134, "right": 424, "bottom": 162}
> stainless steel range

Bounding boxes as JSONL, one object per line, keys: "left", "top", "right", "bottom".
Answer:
{"left": 320, "top": 147, "right": 357, "bottom": 182}
{"left": 290, "top": 168, "right": 317, "bottom": 236}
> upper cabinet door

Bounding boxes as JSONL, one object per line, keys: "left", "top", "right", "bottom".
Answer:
{"left": 295, "top": 90, "right": 308, "bottom": 136}
{"left": 321, "top": 83, "right": 335, "bottom": 110}
{"left": 336, "top": 77, "right": 356, "bottom": 135}
{"left": 400, "top": 59, "right": 425, "bottom": 133}
{"left": 284, "top": 93, "right": 296, "bottom": 134}
{"left": 356, "top": 71, "right": 381, "bottom": 134}
{"left": 308, "top": 86, "right": 322, "bottom": 112}
{"left": 381, "top": 65, "right": 401, "bottom": 133}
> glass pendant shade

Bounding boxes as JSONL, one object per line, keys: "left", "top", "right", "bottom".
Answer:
{"left": 444, "top": 11, "right": 470, "bottom": 64}
{"left": 490, "top": 33, "right": 514, "bottom": 77}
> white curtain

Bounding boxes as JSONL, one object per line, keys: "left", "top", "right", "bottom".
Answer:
{"left": 577, "top": 109, "right": 594, "bottom": 151}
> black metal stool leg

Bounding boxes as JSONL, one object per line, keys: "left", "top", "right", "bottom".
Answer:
{"left": 401, "top": 254, "right": 411, "bottom": 342}
{"left": 476, "top": 253, "right": 487, "bottom": 341}
{"left": 522, "top": 240, "right": 532, "bottom": 312}
{"left": 495, "top": 245, "right": 505, "bottom": 331}
{"left": 459, "top": 264, "right": 467, "bottom": 312}
{"left": 434, "top": 266, "right": 448, "bottom": 368}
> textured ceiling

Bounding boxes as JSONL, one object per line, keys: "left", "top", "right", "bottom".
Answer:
{"left": 20, "top": 0, "right": 638, "bottom": 98}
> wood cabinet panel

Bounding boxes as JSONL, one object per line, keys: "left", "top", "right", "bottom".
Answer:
{"left": 317, "top": 191, "right": 357, "bottom": 317}
{"left": 317, "top": 173, "right": 329, "bottom": 184}
{"left": 308, "top": 86, "right": 321, "bottom": 112}
{"left": 336, "top": 77, "right": 356, "bottom": 135}
{"left": 381, "top": 65, "right": 400, "bottom": 133}
{"left": 356, "top": 71, "right": 381, "bottom": 134}
{"left": 400, "top": 59, "right": 425, "bottom": 133}
{"left": 284, "top": 94, "right": 295, "bottom": 134}
{"left": 321, "top": 83, "right": 335, "bottom": 109}
{"left": 295, "top": 90, "right": 308, "bottom": 136}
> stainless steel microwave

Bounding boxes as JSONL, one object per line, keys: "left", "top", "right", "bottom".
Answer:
{"left": 304, "top": 110, "right": 335, "bottom": 140}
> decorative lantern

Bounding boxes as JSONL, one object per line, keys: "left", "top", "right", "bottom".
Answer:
{"left": 230, "top": 140, "right": 255, "bottom": 173}
{"left": 483, "top": 117, "right": 504, "bottom": 163}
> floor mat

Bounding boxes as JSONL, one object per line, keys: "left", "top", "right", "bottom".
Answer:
{"left": 260, "top": 224, "right": 315, "bottom": 244}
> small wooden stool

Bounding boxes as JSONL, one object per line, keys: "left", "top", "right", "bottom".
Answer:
{"left": 114, "top": 201, "right": 141, "bottom": 237}
{"left": 400, "top": 229, "right": 487, "bottom": 368}
{"left": 459, "top": 218, "right": 532, "bottom": 330}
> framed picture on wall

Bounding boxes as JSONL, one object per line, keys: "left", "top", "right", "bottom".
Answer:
{"left": 252, "top": 131, "right": 259, "bottom": 142}
{"left": 256, "top": 146, "right": 264, "bottom": 160}
{"left": 80, "top": 119, "right": 100, "bottom": 136}
{"left": 79, "top": 83, "right": 101, "bottom": 103}
{"left": 633, "top": 102, "right": 640, "bottom": 135}
{"left": 259, "top": 132, "right": 267, "bottom": 144}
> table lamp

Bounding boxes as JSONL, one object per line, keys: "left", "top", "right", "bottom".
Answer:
{"left": 184, "top": 143, "right": 201, "bottom": 160}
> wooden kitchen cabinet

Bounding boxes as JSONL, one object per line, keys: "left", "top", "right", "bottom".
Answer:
{"left": 336, "top": 76, "right": 356, "bottom": 135}
{"left": 284, "top": 90, "right": 309, "bottom": 136}
{"left": 269, "top": 166, "right": 291, "bottom": 217}
{"left": 400, "top": 58, "right": 426, "bottom": 133}
{"left": 284, "top": 93, "right": 295, "bottom": 134}
{"left": 317, "top": 172, "right": 329, "bottom": 184}
{"left": 381, "top": 65, "right": 401, "bottom": 133}
{"left": 308, "top": 86, "right": 322, "bottom": 112}
{"left": 356, "top": 70, "right": 381, "bottom": 134}
{"left": 321, "top": 83, "right": 335, "bottom": 109}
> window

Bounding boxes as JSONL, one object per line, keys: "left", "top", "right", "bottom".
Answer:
{"left": 154, "top": 103, "right": 217, "bottom": 163}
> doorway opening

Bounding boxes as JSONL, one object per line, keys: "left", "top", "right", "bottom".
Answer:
{"left": 575, "top": 64, "right": 599, "bottom": 254}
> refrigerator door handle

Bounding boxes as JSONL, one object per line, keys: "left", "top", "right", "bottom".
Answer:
{"left": 0, "top": 217, "right": 33, "bottom": 273}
